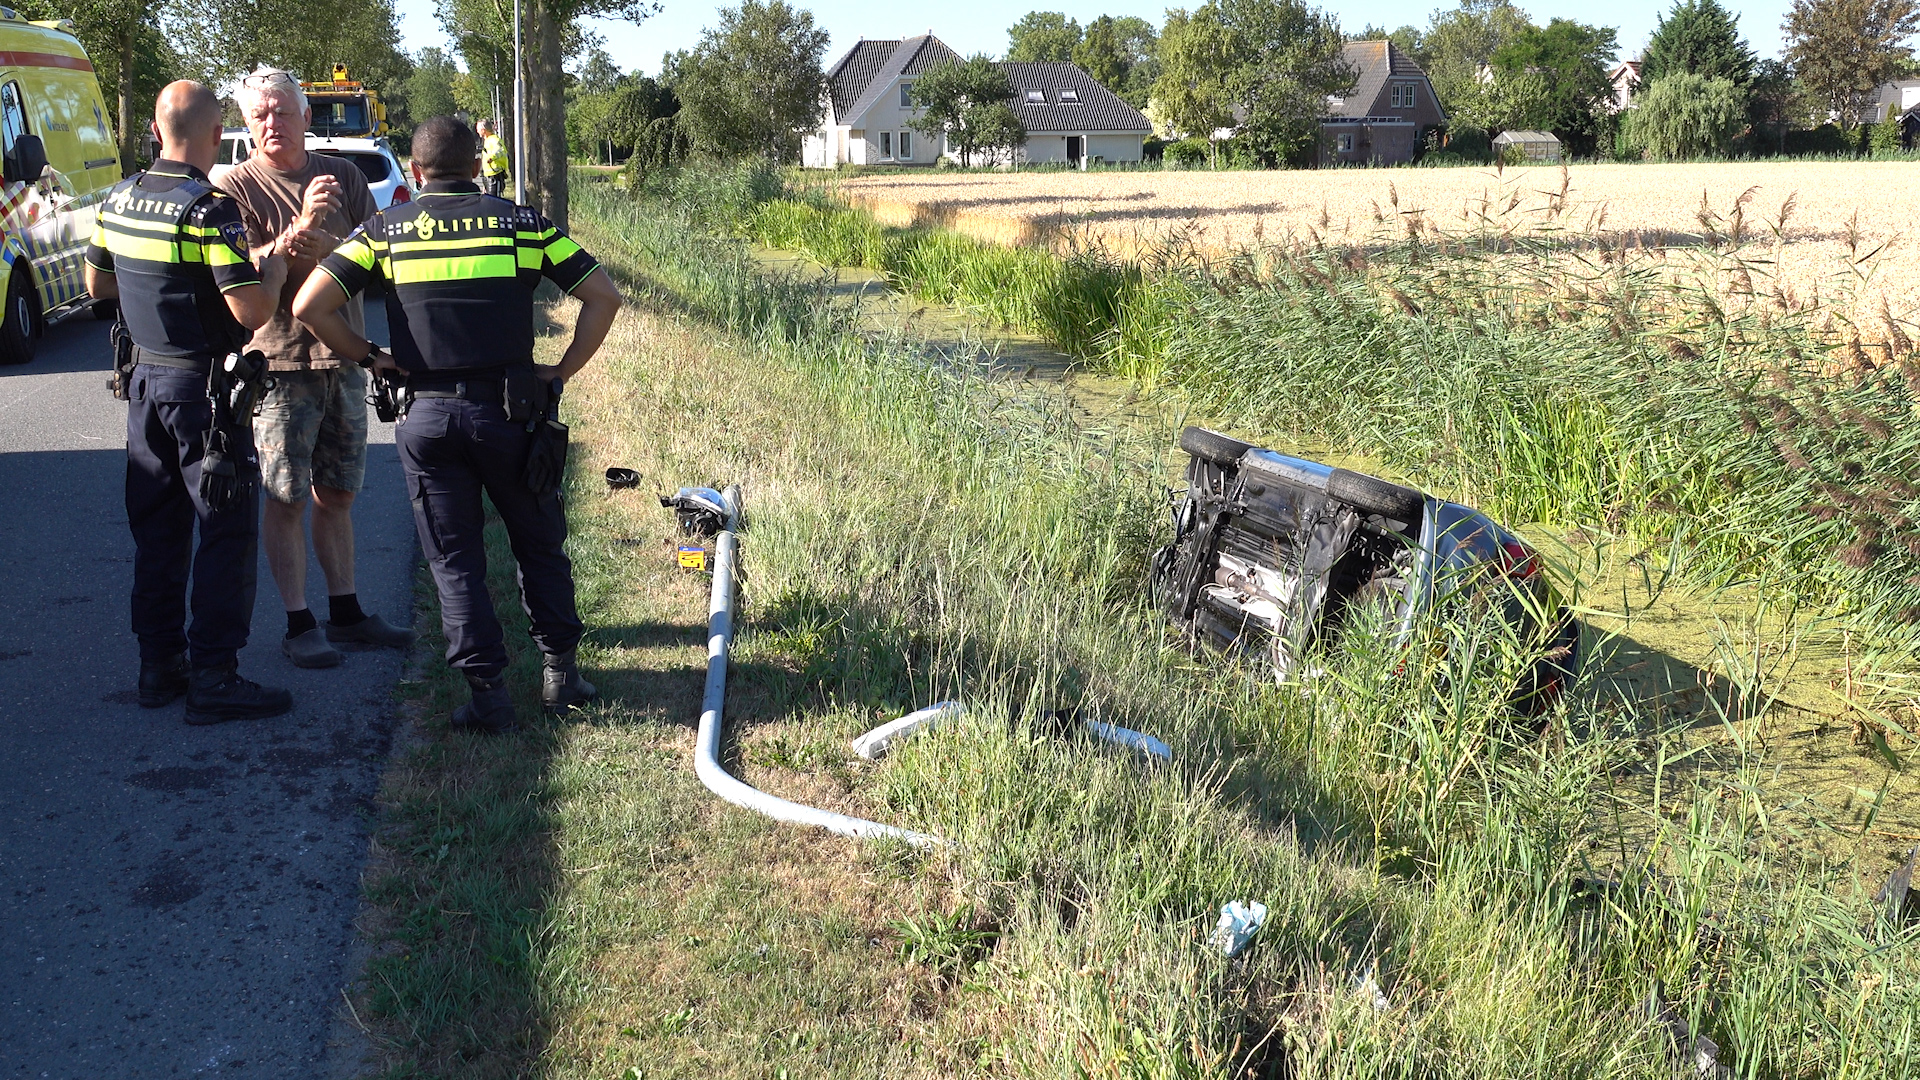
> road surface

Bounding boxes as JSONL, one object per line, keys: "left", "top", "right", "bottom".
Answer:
{"left": 0, "top": 306, "right": 412, "bottom": 1077}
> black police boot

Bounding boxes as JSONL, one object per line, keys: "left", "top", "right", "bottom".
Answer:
{"left": 451, "top": 675, "right": 518, "bottom": 734}
{"left": 541, "top": 651, "right": 597, "bottom": 712}
{"left": 138, "top": 653, "right": 189, "bottom": 708}
{"left": 184, "top": 665, "right": 294, "bottom": 726}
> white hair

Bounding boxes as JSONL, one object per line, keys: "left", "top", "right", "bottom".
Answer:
{"left": 237, "top": 67, "right": 309, "bottom": 115}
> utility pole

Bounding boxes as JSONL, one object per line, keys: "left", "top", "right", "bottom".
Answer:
{"left": 512, "top": 0, "right": 525, "bottom": 204}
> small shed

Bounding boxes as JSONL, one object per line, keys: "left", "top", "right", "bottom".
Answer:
{"left": 1492, "top": 129, "right": 1561, "bottom": 163}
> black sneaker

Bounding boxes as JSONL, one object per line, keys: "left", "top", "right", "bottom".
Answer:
{"left": 184, "top": 665, "right": 294, "bottom": 725}
{"left": 138, "top": 653, "right": 189, "bottom": 708}
{"left": 541, "top": 651, "right": 598, "bottom": 712}
{"left": 323, "top": 613, "right": 417, "bottom": 649}
{"left": 450, "top": 676, "right": 518, "bottom": 734}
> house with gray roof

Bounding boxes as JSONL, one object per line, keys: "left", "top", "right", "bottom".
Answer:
{"left": 803, "top": 34, "right": 1152, "bottom": 168}
{"left": 1318, "top": 40, "right": 1446, "bottom": 166}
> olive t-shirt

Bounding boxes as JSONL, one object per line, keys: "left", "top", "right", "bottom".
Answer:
{"left": 216, "top": 151, "right": 376, "bottom": 370}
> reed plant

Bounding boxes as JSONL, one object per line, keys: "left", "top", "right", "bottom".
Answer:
{"left": 630, "top": 165, "right": 1920, "bottom": 665}
{"left": 468, "top": 175, "right": 1920, "bottom": 1078}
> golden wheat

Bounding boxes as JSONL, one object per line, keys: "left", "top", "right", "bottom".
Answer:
{"left": 836, "top": 162, "right": 1918, "bottom": 328}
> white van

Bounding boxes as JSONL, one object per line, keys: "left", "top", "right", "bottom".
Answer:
{"left": 213, "top": 129, "right": 410, "bottom": 210}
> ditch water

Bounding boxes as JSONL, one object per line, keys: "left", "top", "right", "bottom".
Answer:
{"left": 752, "top": 246, "right": 1920, "bottom": 875}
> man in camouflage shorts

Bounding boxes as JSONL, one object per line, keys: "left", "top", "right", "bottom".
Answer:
{"left": 222, "top": 68, "right": 414, "bottom": 667}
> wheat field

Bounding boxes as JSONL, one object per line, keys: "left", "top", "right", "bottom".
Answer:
{"left": 837, "top": 162, "right": 1920, "bottom": 328}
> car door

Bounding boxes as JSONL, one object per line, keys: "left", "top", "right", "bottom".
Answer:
{"left": 0, "top": 77, "right": 67, "bottom": 319}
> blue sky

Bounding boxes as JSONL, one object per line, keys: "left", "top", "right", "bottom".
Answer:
{"left": 392, "top": 0, "right": 1794, "bottom": 78}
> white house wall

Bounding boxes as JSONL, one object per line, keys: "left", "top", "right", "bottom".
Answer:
{"left": 1086, "top": 134, "right": 1143, "bottom": 162}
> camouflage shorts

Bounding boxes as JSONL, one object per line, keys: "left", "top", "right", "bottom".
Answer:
{"left": 256, "top": 367, "right": 369, "bottom": 503}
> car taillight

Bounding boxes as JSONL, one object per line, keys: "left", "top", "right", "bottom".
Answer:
{"left": 1501, "top": 540, "right": 1539, "bottom": 579}
{"left": 391, "top": 186, "right": 410, "bottom": 203}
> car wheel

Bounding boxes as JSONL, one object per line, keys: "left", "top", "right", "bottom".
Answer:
{"left": 1178, "top": 426, "right": 1253, "bottom": 466}
{"left": 91, "top": 297, "right": 118, "bottom": 321}
{"left": 0, "top": 268, "right": 40, "bottom": 365}
{"left": 1327, "top": 469, "right": 1424, "bottom": 523}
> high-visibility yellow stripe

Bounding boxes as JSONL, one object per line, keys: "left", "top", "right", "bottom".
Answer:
{"left": 103, "top": 233, "right": 179, "bottom": 262}
{"left": 205, "top": 242, "right": 246, "bottom": 266}
{"left": 389, "top": 253, "right": 518, "bottom": 284}
{"left": 517, "top": 245, "right": 542, "bottom": 269}
{"left": 515, "top": 229, "right": 557, "bottom": 242}
{"left": 99, "top": 210, "right": 181, "bottom": 237}
{"left": 544, "top": 236, "right": 583, "bottom": 264}
{"left": 336, "top": 236, "right": 377, "bottom": 270}
{"left": 388, "top": 236, "right": 515, "bottom": 255}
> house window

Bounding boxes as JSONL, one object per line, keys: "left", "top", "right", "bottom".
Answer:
{"left": 1335, "top": 133, "right": 1355, "bottom": 153}
{"left": 900, "top": 83, "right": 913, "bottom": 107}
{"left": 899, "top": 131, "right": 913, "bottom": 160}
{"left": 1059, "top": 88, "right": 1079, "bottom": 102}
{"left": 879, "top": 131, "right": 892, "bottom": 159}
{"left": 1026, "top": 89, "right": 1045, "bottom": 103}
{"left": 1391, "top": 83, "right": 1416, "bottom": 109}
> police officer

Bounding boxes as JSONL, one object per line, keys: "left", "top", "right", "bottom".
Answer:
{"left": 83, "top": 81, "right": 294, "bottom": 725}
{"left": 293, "top": 116, "right": 622, "bottom": 733}
{"left": 477, "top": 119, "right": 509, "bottom": 199}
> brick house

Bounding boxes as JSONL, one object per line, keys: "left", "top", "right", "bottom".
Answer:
{"left": 1318, "top": 41, "right": 1447, "bottom": 166}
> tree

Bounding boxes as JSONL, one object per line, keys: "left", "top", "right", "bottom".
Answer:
{"left": 1007, "top": 11, "right": 1081, "bottom": 61}
{"left": 1784, "top": 0, "right": 1920, "bottom": 123}
{"left": 1627, "top": 71, "right": 1746, "bottom": 156}
{"left": 1211, "top": 0, "right": 1354, "bottom": 165}
{"left": 400, "top": 47, "right": 461, "bottom": 141}
{"left": 669, "top": 0, "right": 828, "bottom": 162}
{"left": 1421, "top": 0, "right": 1533, "bottom": 116}
{"left": 165, "top": 0, "right": 411, "bottom": 92}
{"left": 1640, "top": 0, "right": 1757, "bottom": 87}
{"left": 1491, "top": 18, "right": 1619, "bottom": 146}
{"left": 1111, "top": 16, "right": 1162, "bottom": 105}
{"left": 436, "top": 0, "right": 659, "bottom": 227}
{"left": 1153, "top": 7, "right": 1236, "bottom": 159}
{"left": 908, "top": 55, "right": 1026, "bottom": 165}
{"left": 1074, "top": 16, "right": 1129, "bottom": 88}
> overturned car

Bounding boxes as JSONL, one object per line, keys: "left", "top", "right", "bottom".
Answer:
{"left": 1149, "top": 427, "right": 1578, "bottom": 711}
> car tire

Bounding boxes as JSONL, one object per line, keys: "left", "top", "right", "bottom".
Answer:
{"left": 91, "top": 297, "right": 117, "bottom": 321}
{"left": 1178, "top": 426, "right": 1253, "bottom": 466}
{"left": 1327, "top": 469, "right": 1424, "bottom": 522}
{"left": 0, "top": 268, "right": 40, "bottom": 366}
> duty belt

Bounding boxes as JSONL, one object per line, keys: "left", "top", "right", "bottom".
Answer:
{"left": 409, "top": 379, "right": 505, "bottom": 403}
{"left": 131, "top": 345, "right": 215, "bottom": 372}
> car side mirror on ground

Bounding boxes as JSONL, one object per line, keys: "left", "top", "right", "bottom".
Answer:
{"left": 5, "top": 134, "right": 48, "bottom": 185}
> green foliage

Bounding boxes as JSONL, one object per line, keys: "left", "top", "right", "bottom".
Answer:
{"left": 909, "top": 56, "right": 1026, "bottom": 166}
{"left": 1444, "top": 123, "right": 1493, "bottom": 160}
{"left": 666, "top": 0, "right": 828, "bottom": 162}
{"left": 1420, "top": 0, "right": 1534, "bottom": 118}
{"left": 1490, "top": 18, "right": 1621, "bottom": 143}
{"left": 1152, "top": 0, "right": 1353, "bottom": 166}
{"left": 165, "top": 0, "right": 411, "bottom": 94}
{"left": 1006, "top": 10, "right": 1082, "bottom": 62}
{"left": 400, "top": 47, "right": 460, "bottom": 142}
{"left": 1870, "top": 107, "right": 1907, "bottom": 152}
{"left": 1448, "top": 68, "right": 1551, "bottom": 134}
{"left": 1785, "top": 0, "right": 1920, "bottom": 123}
{"left": 1625, "top": 71, "right": 1746, "bottom": 158}
{"left": 1074, "top": 15, "right": 1129, "bottom": 90}
{"left": 1639, "top": 0, "right": 1757, "bottom": 87}
{"left": 1163, "top": 136, "right": 1213, "bottom": 167}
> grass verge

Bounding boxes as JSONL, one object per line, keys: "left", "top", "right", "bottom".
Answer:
{"left": 349, "top": 173, "right": 1920, "bottom": 1078}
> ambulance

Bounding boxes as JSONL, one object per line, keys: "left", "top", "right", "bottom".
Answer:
{"left": 0, "top": 10, "right": 120, "bottom": 366}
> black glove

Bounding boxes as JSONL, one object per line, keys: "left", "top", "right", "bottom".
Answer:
{"left": 198, "top": 425, "right": 257, "bottom": 512}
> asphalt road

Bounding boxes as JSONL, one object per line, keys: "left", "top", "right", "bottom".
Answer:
{"left": 0, "top": 306, "right": 413, "bottom": 1077}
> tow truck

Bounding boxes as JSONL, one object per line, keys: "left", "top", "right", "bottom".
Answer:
{"left": 300, "top": 64, "right": 390, "bottom": 138}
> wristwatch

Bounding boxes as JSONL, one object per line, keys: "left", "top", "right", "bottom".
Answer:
{"left": 358, "top": 344, "right": 388, "bottom": 369}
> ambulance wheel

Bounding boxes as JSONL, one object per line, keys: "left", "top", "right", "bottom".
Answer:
{"left": 0, "top": 269, "right": 39, "bottom": 366}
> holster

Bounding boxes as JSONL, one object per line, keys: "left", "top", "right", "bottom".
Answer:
{"left": 522, "top": 379, "right": 569, "bottom": 497}
{"left": 199, "top": 357, "right": 261, "bottom": 513}
{"left": 107, "top": 319, "right": 135, "bottom": 400}
{"left": 367, "top": 371, "right": 408, "bottom": 423}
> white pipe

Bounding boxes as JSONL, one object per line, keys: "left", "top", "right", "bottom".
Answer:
{"left": 851, "top": 701, "right": 964, "bottom": 760}
{"left": 1085, "top": 720, "right": 1172, "bottom": 760}
{"left": 692, "top": 485, "right": 945, "bottom": 848}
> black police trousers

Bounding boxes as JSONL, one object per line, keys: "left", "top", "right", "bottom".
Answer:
{"left": 394, "top": 397, "right": 582, "bottom": 681}
{"left": 125, "top": 364, "right": 259, "bottom": 669}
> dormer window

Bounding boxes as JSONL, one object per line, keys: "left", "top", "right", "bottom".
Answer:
{"left": 900, "top": 83, "right": 913, "bottom": 107}
{"left": 1025, "top": 89, "right": 1045, "bottom": 103}
{"left": 1059, "top": 89, "right": 1078, "bottom": 102}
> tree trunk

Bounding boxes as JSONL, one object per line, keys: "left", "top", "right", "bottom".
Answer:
{"left": 117, "top": 22, "right": 136, "bottom": 174}
{"left": 518, "top": 0, "right": 567, "bottom": 227}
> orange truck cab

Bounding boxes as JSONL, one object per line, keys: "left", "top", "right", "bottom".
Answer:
{"left": 0, "top": 11, "right": 119, "bottom": 365}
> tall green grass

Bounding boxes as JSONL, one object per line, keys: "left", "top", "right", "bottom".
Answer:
{"left": 562, "top": 174, "right": 1920, "bottom": 1078}
{"left": 628, "top": 165, "right": 1920, "bottom": 663}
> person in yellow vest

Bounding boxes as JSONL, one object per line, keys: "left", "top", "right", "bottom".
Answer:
{"left": 478, "top": 118, "right": 509, "bottom": 199}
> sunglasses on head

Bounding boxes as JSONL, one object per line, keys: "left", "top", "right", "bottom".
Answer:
{"left": 241, "top": 71, "right": 297, "bottom": 88}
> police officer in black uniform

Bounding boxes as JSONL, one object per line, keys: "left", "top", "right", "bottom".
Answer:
{"left": 85, "top": 81, "right": 294, "bottom": 725}
{"left": 293, "top": 116, "right": 622, "bottom": 733}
